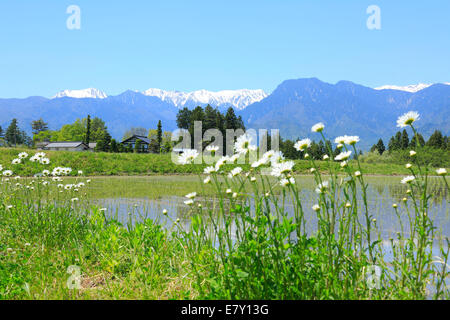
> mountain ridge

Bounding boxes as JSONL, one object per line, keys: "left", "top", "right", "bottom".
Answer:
{"left": 1, "top": 78, "right": 449, "bottom": 149}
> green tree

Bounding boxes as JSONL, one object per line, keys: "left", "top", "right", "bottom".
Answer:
{"left": 84, "top": 115, "right": 91, "bottom": 144}
{"left": 110, "top": 139, "right": 119, "bottom": 153}
{"left": 224, "top": 107, "right": 238, "bottom": 130}
{"left": 426, "top": 130, "right": 444, "bottom": 149}
{"left": 0, "top": 126, "right": 4, "bottom": 146}
{"left": 157, "top": 120, "right": 162, "bottom": 153}
{"left": 31, "top": 118, "right": 49, "bottom": 135}
{"left": 203, "top": 105, "right": 218, "bottom": 131}
{"left": 401, "top": 129, "right": 409, "bottom": 149}
{"left": 134, "top": 139, "right": 142, "bottom": 153}
{"left": 388, "top": 131, "right": 402, "bottom": 151}
{"left": 90, "top": 117, "right": 108, "bottom": 141}
{"left": 410, "top": 133, "right": 425, "bottom": 149}
{"left": 376, "top": 138, "right": 386, "bottom": 155}
{"left": 5, "top": 119, "right": 23, "bottom": 146}
{"left": 95, "top": 130, "right": 112, "bottom": 152}
{"left": 176, "top": 107, "right": 192, "bottom": 129}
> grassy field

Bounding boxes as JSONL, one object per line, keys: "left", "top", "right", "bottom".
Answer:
{"left": 1, "top": 131, "right": 449, "bottom": 299}
{"left": 0, "top": 147, "right": 440, "bottom": 176}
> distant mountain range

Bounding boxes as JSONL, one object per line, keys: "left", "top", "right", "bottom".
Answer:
{"left": 0, "top": 78, "right": 449, "bottom": 149}
{"left": 53, "top": 88, "right": 268, "bottom": 110}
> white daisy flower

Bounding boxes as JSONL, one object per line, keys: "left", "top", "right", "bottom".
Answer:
{"left": 227, "top": 154, "right": 240, "bottom": 164}
{"left": 405, "top": 163, "right": 412, "bottom": 169}
{"left": 311, "top": 122, "right": 325, "bottom": 133}
{"left": 340, "top": 161, "right": 348, "bottom": 168}
{"left": 250, "top": 176, "right": 257, "bottom": 182}
{"left": 345, "top": 136, "right": 360, "bottom": 145}
{"left": 409, "top": 150, "right": 417, "bottom": 157}
{"left": 271, "top": 161, "right": 295, "bottom": 177}
{"left": 178, "top": 149, "right": 199, "bottom": 165}
{"left": 184, "top": 199, "right": 194, "bottom": 206}
{"left": 266, "top": 151, "right": 284, "bottom": 165}
{"left": 280, "top": 178, "right": 289, "bottom": 187}
{"left": 3, "top": 170, "right": 13, "bottom": 177}
{"left": 18, "top": 152, "right": 28, "bottom": 159}
{"left": 40, "top": 158, "right": 50, "bottom": 165}
{"left": 71, "top": 198, "right": 79, "bottom": 202}
{"left": 78, "top": 170, "right": 83, "bottom": 175}
{"left": 12, "top": 158, "right": 21, "bottom": 165}
{"left": 335, "top": 151, "right": 352, "bottom": 161}
{"left": 215, "top": 156, "right": 229, "bottom": 171}
{"left": 294, "top": 138, "right": 311, "bottom": 151}
{"left": 203, "top": 176, "right": 211, "bottom": 184}
{"left": 262, "top": 150, "right": 275, "bottom": 161}
{"left": 279, "top": 177, "right": 295, "bottom": 187}
{"left": 229, "top": 167, "right": 243, "bottom": 177}
{"left": 232, "top": 192, "right": 238, "bottom": 198}
{"left": 334, "top": 136, "right": 347, "bottom": 144}
{"left": 400, "top": 176, "right": 415, "bottom": 184}
{"left": 226, "top": 188, "right": 232, "bottom": 194}
{"left": 315, "top": 181, "right": 329, "bottom": 194}
{"left": 234, "top": 134, "right": 257, "bottom": 155}
{"left": 355, "top": 171, "right": 361, "bottom": 177}
{"left": 42, "top": 170, "right": 50, "bottom": 176}
{"left": 312, "top": 204, "right": 320, "bottom": 212}
{"left": 436, "top": 168, "right": 447, "bottom": 176}
{"left": 251, "top": 159, "right": 266, "bottom": 168}
{"left": 204, "top": 166, "right": 216, "bottom": 174}
{"left": 323, "top": 154, "right": 329, "bottom": 160}
{"left": 185, "top": 192, "right": 197, "bottom": 199}
{"left": 397, "top": 111, "right": 420, "bottom": 128}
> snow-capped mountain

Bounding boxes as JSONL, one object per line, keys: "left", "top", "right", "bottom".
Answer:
{"left": 2, "top": 78, "right": 449, "bottom": 148}
{"left": 142, "top": 88, "right": 268, "bottom": 110}
{"left": 375, "top": 83, "right": 450, "bottom": 93}
{"left": 53, "top": 88, "right": 108, "bottom": 99}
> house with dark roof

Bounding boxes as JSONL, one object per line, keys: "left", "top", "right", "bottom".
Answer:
{"left": 43, "top": 141, "right": 90, "bottom": 152}
{"left": 121, "top": 135, "right": 151, "bottom": 153}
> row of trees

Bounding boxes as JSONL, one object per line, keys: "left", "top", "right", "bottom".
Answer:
{"left": 0, "top": 119, "right": 32, "bottom": 147}
{"left": 32, "top": 116, "right": 172, "bottom": 154}
{"left": 176, "top": 105, "right": 246, "bottom": 149}
{"left": 370, "top": 129, "right": 450, "bottom": 155}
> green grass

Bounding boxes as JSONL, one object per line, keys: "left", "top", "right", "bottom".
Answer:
{"left": 0, "top": 147, "right": 442, "bottom": 177}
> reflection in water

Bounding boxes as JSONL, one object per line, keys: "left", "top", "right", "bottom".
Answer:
{"left": 94, "top": 176, "right": 449, "bottom": 240}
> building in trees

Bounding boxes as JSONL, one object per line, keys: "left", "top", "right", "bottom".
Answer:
{"left": 43, "top": 141, "right": 90, "bottom": 151}
{"left": 121, "top": 135, "right": 150, "bottom": 153}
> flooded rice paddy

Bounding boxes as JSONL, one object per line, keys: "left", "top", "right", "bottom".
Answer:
{"left": 85, "top": 175, "right": 449, "bottom": 240}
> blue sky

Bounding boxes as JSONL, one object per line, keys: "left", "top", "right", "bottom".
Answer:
{"left": 0, "top": 0, "right": 449, "bottom": 98}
